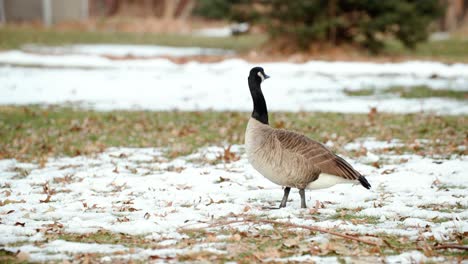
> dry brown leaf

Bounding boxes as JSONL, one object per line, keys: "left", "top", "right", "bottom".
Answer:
{"left": 371, "top": 161, "right": 380, "bottom": 168}
{"left": 253, "top": 247, "right": 281, "bottom": 260}
{"left": 283, "top": 238, "right": 300, "bottom": 248}
{"left": 205, "top": 198, "right": 226, "bottom": 206}
{"left": 232, "top": 233, "right": 241, "bottom": 241}
{"left": 40, "top": 195, "right": 52, "bottom": 203}
{"left": 206, "top": 234, "right": 217, "bottom": 242}
{"left": 381, "top": 168, "right": 396, "bottom": 175}
{"left": 16, "top": 251, "right": 30, "bottom": 262}
{"left": 274, "top": 120, "right": 286, "bottom": 128}
{"left": 117, "top": 216, "right": 130, "bottom": 222}
{"left": 368, "top": 107, "right": 378, "bottom": 124}
{"left": 218, "top": 145, "right": 240, "bottom": 163}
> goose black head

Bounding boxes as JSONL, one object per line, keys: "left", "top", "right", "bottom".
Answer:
{"left": 249, "top": 67, "right": 270, "bottom": 84}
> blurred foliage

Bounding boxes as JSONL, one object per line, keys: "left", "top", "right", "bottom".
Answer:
{"left": 193, "top": 0, "right": 258, "bottom": 21}
{"left": 193, "top": 0, "right": 238, "bottom": 19}
{"left": 194, "top": 0, "right": 444, "bottom": 53}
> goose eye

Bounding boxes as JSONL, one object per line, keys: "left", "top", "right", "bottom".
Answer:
{"left": 257, "top": 71, "right": 265, "bottom": 81}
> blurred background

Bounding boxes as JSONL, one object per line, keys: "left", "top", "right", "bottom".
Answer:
{"left": 0, "top": 0, "right": 467, "bottom": 59}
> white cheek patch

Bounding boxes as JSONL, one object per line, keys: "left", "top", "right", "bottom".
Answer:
{"left": 257, "top": 71, "right": 265, "bottom": 81}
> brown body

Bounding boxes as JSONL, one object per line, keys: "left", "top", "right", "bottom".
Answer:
{"left": 245, "top": 118, "right": 364, "bottom": 190}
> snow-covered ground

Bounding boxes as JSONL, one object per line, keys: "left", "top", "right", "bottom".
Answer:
{"left": 0, "top": 140, "right": 466, "bottom": 262}
{"left": 21, "top": 44, "right": 235, "bottom": 57}
{"left": 0, "top": 48, "right": 467, "bottom": 114}
{"left": 193, "top": 27, "right": 233, "bottom": 37}
{"left": 193, "top": 23, "right": 249, "bottom": 37}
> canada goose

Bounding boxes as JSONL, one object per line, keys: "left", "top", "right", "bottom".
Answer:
{"left": 245, "top": 67, "right": 371, "bottom": 208}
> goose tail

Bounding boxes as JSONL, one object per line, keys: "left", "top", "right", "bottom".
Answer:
{"left": 358, "top": 176, "right": 371, "bottom": 189}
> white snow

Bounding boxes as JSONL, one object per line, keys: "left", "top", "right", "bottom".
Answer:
{"left": 0, "top": 142, "right": 466, "bottom": 262}
{"left": 344, "top": 137, "right": 404, "bottom": 151}
{"left": 0, "top": 49, "right": 467, "bottom": 114}
{"left": 22, "top": 44, "right": 234, "bottom": 57}
{"left": 193, "top": 23, "right": 249, "bottom": 37}
{"left": 194, "top": 27, "right": 233, "bottom": 37}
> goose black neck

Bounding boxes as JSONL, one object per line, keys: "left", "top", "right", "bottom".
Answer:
{"left": 248, "top": 76, "right": 268, "bottom": 125}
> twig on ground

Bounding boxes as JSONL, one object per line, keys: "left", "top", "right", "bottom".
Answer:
{"left": 433, "top": 244, "right": 468, "bottom": 250}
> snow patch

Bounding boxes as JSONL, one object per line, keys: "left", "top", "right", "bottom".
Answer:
{"left": 22, "top": 44, "right": 234, "bottom": 57}
{"left": 0, "top": 49, "right": 467, "bottom": 114}
{"left": 0, "top": 144, "right": 466, "bottom": 262}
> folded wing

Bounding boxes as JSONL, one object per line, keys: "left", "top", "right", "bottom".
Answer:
{"left": 273, "top": 129, "right": 367, "bottom": 183}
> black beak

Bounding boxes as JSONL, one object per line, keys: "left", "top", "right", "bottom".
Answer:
{"left": 264, "top": 74, "right": 270, "bottom": 79}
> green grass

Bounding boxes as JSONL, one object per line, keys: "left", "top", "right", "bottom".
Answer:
{"left": 379, "top": 234, "right": 467, "bottom": 257}
{"left": 0, "top": 26, "right": 266, "bottom": 52}
{"left": 386, "top": 86, "right": 468, "bottom": 100}
{"left": 1, "top": 26, "right": 468, "bottom": 62}
{"left": 331, "top": 210, "right": 380, "bottom": 224}
{"left": 54, "top": 230, "right": 155, "bottom": 249}
{"left": 383, "top": 38, "right": 468, "bottom": 62}
{"left": 0, "top": 105, "right": 466, "bottom": 161}
{"left": 343, "top": 88, "right": 375, "bottom": 97}
{"left": 175, "top": 223, "right": 468, "bottom": 261}
{"left": 332, "top": 213, "right": 380, "bottom": 224}
{"left": 418, "top": 202, "right": 467, "bottom": 213}
{"left": 344, "top": 85, "right": 468, "bottom": 100}
{"left": 0, "top": 249, "right": 25, "bottom": 264}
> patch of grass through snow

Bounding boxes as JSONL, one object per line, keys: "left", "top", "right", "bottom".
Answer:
{"left": 371, "top": 233, "right": 467, "bottom": 258}
{"left": 330, "top": 212, "right": 380, "bottom": 225}
{"left": 344, "top": 85, "right": 468, "bottom": 100}
{"left": 344, "top": 88, "right": 376, "bottom": 97}
{"left": 0, "top": 249, "right": 26, "bottom": 264}
{"left": 383, "top": 37, "right": 468, "bottom": 62}
{"left": 177, "top": 217, "right": 467, "bottom": 261}
{"left": 47, "top": 230, "right": 154, "bottom": 249}
{"left": 418, "top": 202, "right": 467, "bottom": 213}
{"left": 436, "top": 184, "right": 468, "bottom": 190}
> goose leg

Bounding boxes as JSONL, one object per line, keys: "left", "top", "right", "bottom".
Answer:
{"left": 299, "top": 189, "right": 307, "bottom": 208}
{"left": 279, "top": 187, "right": 291, "bottom": 208}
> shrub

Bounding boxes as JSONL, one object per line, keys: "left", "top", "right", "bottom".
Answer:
{"left": 194, "top": 0, "right": 444, "bottom": 53}
{"left": 193, "top": 0, "right": 239, "bottom": 20}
